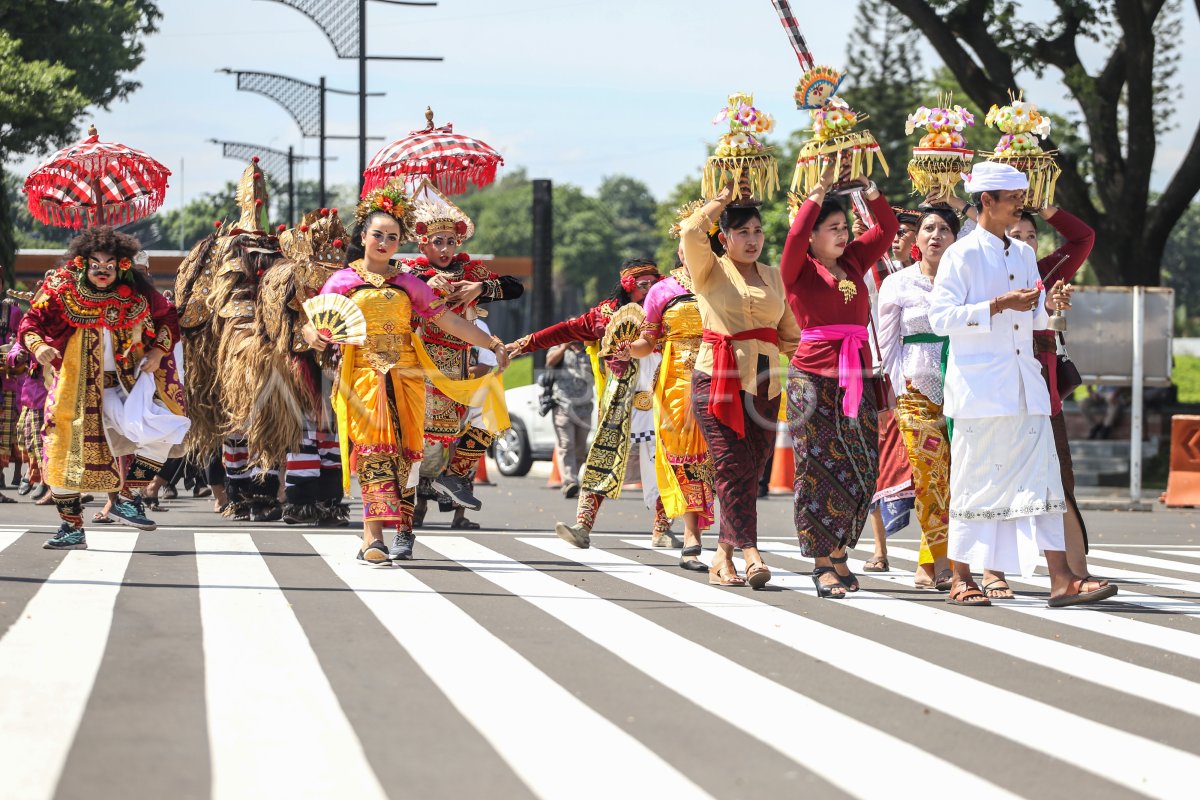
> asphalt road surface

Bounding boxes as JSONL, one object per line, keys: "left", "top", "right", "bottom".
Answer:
{"left": 1, "top": 467, "right": 1198, "bottom": 800}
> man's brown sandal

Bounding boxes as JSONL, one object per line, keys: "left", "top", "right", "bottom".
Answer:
{"left": 948, "top": 581, "right": 992, "bottom": 606}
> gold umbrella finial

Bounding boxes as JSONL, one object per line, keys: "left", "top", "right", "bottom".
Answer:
{"left": 425, "top": 106, "right": 435, "bottom": 128}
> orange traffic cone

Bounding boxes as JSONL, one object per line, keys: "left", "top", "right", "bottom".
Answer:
{"left": 546, "top": 448, "right": 564, "bottom": 489}
{"left": 768, "top": 427, "right": 795, "bottom": 495}
{"left": 475, "top": 455, "right": 493, "bottom": 486}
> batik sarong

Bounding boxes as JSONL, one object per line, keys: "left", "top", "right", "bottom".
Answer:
{"left": 895, "top": 389, "right": 950, "bottom": 564}
{"left": 787, "top": 366, "right": 878, "bottom": 558}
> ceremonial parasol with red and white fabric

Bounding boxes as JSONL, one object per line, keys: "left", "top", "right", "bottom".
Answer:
{"left": 22, "top": 125, "right": 171, "bottom": 229}
{"left": 362, "top": 108, "right": 504, "bottom": 197}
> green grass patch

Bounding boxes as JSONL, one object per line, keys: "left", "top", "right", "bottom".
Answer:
{"left": 503, "top": 355, "right": 534, "bottom": 389}
{"left": 1175, "top": 355, "right": 1200, "bottom": 403}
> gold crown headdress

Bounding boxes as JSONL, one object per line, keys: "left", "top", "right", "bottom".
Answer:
{"left": 354, "top": 179, "right": 413, "bottom": 238}
{"left": 407, "top": 179, "right": 475, "bottom": 245}
{"left": 702, "top": 92, "right": 780, "bottom": 201}
{"left": 906, "top": 93, "right": 976, "bottom": 197}
{"left": 983, "top": 90, "right": 1060, "bottom": 208}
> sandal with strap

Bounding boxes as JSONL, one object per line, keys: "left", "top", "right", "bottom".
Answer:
{"left": 981, "top": 578, "right": 1014, "bottom": 599}
{"left": 679, "top": 545, "right": 708, "bottom": 572}
{"left": 92, "top": 511, "right": 114, "bottom": 524}
{"left": 811, "top": 566, "right": 847, "bottom": 599}
{"left": 934, "top": 568, "right": 955, "bottom": 592}
{"left": 744, "top": 560, "right": 772, "bottom": 590}
{"left": 948, "top": 581, "right": 992, "bottom": 606}
{"left": 830, "top": 554, "right": 859, "bottom": 592}
{"left": 451, "top": 517, "right": 481, "bottom": 530}
{"left": 708, "top": 562, "right": 746, "bottom": 587}
{"left": 1047, "top": 577, "right": 1118, "bottom": 608}
{"left": 862, "top": 556, "right": 889, "bottom": 572}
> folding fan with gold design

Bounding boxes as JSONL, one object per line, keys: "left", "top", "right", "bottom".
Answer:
{"left": 301, "top": 294, "right": 368, "bottom": 346}
{"left": 599, "top": 303, "right": 646, "bottom": 359}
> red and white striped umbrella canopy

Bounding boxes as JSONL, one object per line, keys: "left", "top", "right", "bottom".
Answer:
{"left": 362, "top": 110, "right": 503, "bottom": 197}
{"left": 23, "top": 126, "right": 171, "bottom": 229}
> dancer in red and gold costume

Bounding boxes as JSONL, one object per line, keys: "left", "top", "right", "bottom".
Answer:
{"left": 19, "top": 227, "right": 189, "bottom": 549}
{"left": 401, "top": 180, "right": 524, "bottom": 543}
{"left": 508, "top": 259, "right": 673, "bottom": 550}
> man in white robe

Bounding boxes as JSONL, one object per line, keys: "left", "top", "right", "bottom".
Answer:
{"left": 927, "top": 162, "right": 1117, "bottom": 607}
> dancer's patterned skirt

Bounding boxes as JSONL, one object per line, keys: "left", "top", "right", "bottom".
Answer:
{"left": 895, "top": 389, "right": 950, "bottom": 564}
{"left": 0, "top": 390, "right": 18, "bottom": 469}
{"left": 17, "top": 406, "right": 44, "bottom": 481}
{"left": 787, "top": 366, "right": 878, "bottom": 558}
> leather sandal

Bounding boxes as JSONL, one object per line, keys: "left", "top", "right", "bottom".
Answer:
{"left": 862, "top": 556, "right": 889, "bottom": 572}
{"left": 811, "top": 566, "right": 846, "bottom": 599}
{"left": 830, "top": 554, "right": 859, "bottom": 592}
{"left": 708, "top": 562, "right": 746, "bottom": 587}
{"left": 679, "top": 545, "right": 708, "bottom": 572}
{"left": 744, "top": 560, "right": 772, "bottom": 590}
{"left": 934, "top": 568, "right": 955, "bottom": 592}
{"left": 947, "top": 581, "right": 992, "bottom": 606}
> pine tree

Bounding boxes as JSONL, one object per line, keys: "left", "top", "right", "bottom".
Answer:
{"left": 840, "top": 0, "right": 928, "bottom": 206}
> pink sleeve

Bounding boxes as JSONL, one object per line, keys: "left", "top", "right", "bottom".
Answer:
{"left": 641, "top": 279, "right": 676, "bottom": 329}
{"left": 395, "top": 272, "right": 446, "bottom": 319}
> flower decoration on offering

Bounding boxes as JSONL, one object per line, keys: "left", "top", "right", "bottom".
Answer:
{"left": 669, "top": 199, "right": 714, "bottom": 239}
{"left": 905, "top": 96, "right": 976, "bottom": 197}
{"left": 983, "top": 91, "right": 1061, "bottom": 208}
{"left": 354, "top": 179, "right": 413, "bottom": 238}
{"left": 702, "top": 93, "right": 780, "bottom": 201}
{"left": 791, "top": 68, "right": 889, "bottom": 196}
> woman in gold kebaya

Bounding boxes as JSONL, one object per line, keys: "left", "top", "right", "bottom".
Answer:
{"left": 303, "top": 185, "right": 509, "bottom": 565}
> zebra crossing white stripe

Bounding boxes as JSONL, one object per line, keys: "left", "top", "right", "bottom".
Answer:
{"left": 425, "top": 536, "right": 1022, "bottom": 800}
{"left": 523, "top": 538, "right": 1200, "bottom": 800}
{"left": 0, "top": 531, "right": 138, "bottom": 800}
{"left": 851, "top": 543, "right": 1200, "bottom": 655}
{"left": 305, "top": 534, "right": 715, "bottom": 800}
{"left": 194, "top": 533, "right": 387, "bottom": 800}
{"left": 1087, "top": 548, "right": 1200, "bottom": 585}
{"left": 0, "top": 528, "right": 26, "bottom": 553}
{"left": 623, "top": 540, "right": 1200, "bottom": 717}
{"left": 1155, "top": 550, "right": 1200, "bottom": 562}
{"left": 764, "top": 541, "right": 1199, "bottom": 617}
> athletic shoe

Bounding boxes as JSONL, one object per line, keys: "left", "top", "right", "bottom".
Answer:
{"left": 389, "top": 531, "right": 416, "bottom": 561}
{"left": 432, "top": 474, "right": 482, "bottom": 511}
{"left": 554, "top": 521, "right": 591, "bottom": 549}
{"left": 357, "top": 541, "right": 392, "bottom": 567}
{"left": 109, "top": 497, "right": 157, "bottom": 531}
{"left": 43, "top": 523, "right": 87, "bottom": 550}
{"left": 562, "top": 482, "right": 580, "bottom": 499}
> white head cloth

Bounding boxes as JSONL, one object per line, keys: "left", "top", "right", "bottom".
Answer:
{"left": 962, "top": 161, "right": 1029, "bottom": 193}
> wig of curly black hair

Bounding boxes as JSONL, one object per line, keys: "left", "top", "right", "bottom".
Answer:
{"left": 66, "top": 226, "right": 141, "bottom": 262}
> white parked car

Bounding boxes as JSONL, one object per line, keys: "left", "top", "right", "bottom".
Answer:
{"left": 493, "top": 382, "right": 596, "bottom": 477}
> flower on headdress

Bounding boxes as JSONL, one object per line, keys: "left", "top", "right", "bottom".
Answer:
{"left": 379, "top": 195, "right": 394, "bottom": 213}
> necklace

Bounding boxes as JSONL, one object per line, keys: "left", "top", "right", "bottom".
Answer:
{"left": 837, "top": 279, "right": 857, "bottom": 304}
{"left": 350, "top": 258, "right": 398, "bottom": 288}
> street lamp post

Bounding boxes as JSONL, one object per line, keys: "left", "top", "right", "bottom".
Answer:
{"left": 209, "top": 139, "right": 320, "bottom": 225}
{"left": 257, "top": 0, "right": 443, "bottom": 192}
{"left": 217, "top": 69, "right": 384, "bottom": 207}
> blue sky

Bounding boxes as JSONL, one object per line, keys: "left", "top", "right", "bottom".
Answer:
{"left": 11, "top": 0, "right": 1199, "bottom": 213}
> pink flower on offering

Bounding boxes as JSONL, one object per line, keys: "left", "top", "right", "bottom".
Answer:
{"left": 737, "top": 107, "right": 759, "bottom": 127}
{"left": 928, "top": 108, "right": 950, "bottom": 129}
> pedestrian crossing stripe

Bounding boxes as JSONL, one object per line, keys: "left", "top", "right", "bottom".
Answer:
{"left": 519, "top": 537, "right": 1200, "bottom": 800}
{"left": 619, "top": 539, "right": 1200, "bottom": 717}
{"left": 0, "top": 530, "right": 1197, "bottom": 800}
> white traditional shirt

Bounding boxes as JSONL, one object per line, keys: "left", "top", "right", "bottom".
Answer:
{"left": 927, "top": 225, "right": 1050, "bottom": 419}
{"left": 877, "top": 265, "right": 945, "bottom": 405}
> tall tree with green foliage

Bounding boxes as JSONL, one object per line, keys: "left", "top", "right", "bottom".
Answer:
{"left": 841, "top": 0, "right": 929, "bottom": 205}
{"left": 882, "top": 0, "right": 1198, "bottom": 286}
{"left": 0, "top": 0, "right": 162, "bottom": 277}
